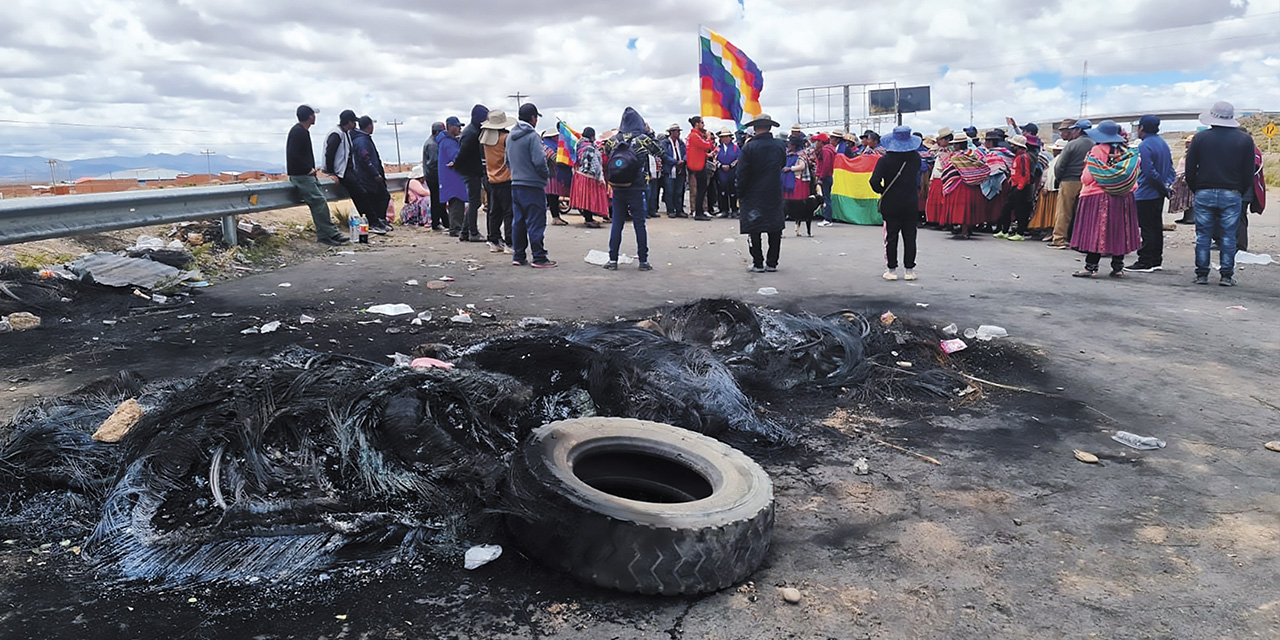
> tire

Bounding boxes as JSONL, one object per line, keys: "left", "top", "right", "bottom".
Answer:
{"left": 505, "top": 417, "right": 774, "bottom": 595}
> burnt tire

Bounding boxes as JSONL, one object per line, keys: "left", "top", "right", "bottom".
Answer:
{"left": 505, "top": 417, "right": 773, "bottom": 595}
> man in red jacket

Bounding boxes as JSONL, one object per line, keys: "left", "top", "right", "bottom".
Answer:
{"left": 686, "top": 116, "right": 717, "bottom": 221}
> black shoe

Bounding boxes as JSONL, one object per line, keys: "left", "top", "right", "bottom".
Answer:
{"left": 603, "top": 261, "right": 618, "bottom": 270}
{"left": 747, "top": 265, "right": 766, "bottom": 273}
{"left": 1219, "top": 276, "right": 1237, "bottom": 287}
{"left": 319, "top": 236, "right": 350, "bottom": 246}
{"left": 673, "top": 213, "right": 688, "bottom": 218}
{"left": 765, "top": 266, "right": 777, "bottom": 272}
{"left": 1175, "top": 216, "right": 1194, "bottom": 225}
{"left": 1194, "top": 274, "right": 1209, "bottom": 284}
{"left": 1126, "top": 263, "right": 1161, "bottom": 273}
{"left": 512, "top": 259, "right": 529, "bottom": 266}
{"left": 369, "top": 225, "right": 388, "bottom": 235}
{"left": 693, "top": 215, "right": 712, "bottom": 221}
{"left": 638, "top": 262, "right": 653, "bottom": 271}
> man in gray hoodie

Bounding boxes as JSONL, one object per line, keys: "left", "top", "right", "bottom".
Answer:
{"left": 505, "top": 103, "right": 556, "bottom": 268}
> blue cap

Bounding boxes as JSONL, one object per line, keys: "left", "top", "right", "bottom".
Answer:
{"left": 445, "top": 116, "right": 463, "bottom": 127}
{"left": 1139, "top": 114, "right": 1160, "bottom": 133}
{"left": 1072, "top": 119, "right": 1092, "bottom": 130}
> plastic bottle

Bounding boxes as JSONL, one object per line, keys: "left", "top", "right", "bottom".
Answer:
{"left": 1111, "top": 431, "right": 1166, "bottom": 450}
{"left": 964, "top": 325, "right": 1008, "bottom": 341}
{"left": 358, "top": 215, "right": 369, "bottom": 244}
{"left": 348, "top": 213, "right": 360, "bottom": 240}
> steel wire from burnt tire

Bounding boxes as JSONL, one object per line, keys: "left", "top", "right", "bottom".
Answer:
{"left": 504, "top": 417, "right": 774, "bottom": 595}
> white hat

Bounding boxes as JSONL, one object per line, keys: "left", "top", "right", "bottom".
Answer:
{"left": 1199, "top": 101, "right": 1240, "bottom": 128}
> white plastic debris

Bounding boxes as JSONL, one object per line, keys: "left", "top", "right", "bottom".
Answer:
{"left": 299, "top": 315, "right": 316, "bottom": 325}
{"left": 519, "top": 317, "right": 552, "bottom": 328}
{"left": 278, "top": 283, "right": 292, "bottom": 288}
{"left": 411, "top": 311, "right": 433, "bottom": 326}
{"left": 259, "top": 321, "right": 281, "bottom": 334}
{"left": 1235, "top": 251, "right": 1274, "bottom": 265}
{"left": 366, "top": 304, "right": 415, "bottom": 316}
{"left": 404, "top": 279, "right": 420, "bottom": 286}
{"left": 941, "top": 323, "right": 959, "bottom": 336}
{"left": 388, "top": 353, "right": 413, "bottom": 367}
{"left": 464, "top": 544, "right": 502, "bottom": 570}
{"left": 450, "top": 312, "right": 473, "bottom": 324}
{"left": 584, "top": 249, "right": 633, "bottom": 265}
{"left": 757, "top": 287, "right": 779, "bottom": 296}
{"left": 852, "top": 457, "right": 870, "bottom": 475}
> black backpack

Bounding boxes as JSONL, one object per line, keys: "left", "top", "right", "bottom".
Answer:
{"left": 606, "top": 139, "right": 643, "bottom": 187}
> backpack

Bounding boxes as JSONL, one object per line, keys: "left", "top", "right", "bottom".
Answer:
{"left": 606, "top": 138, "right": 643, "bottom": 187}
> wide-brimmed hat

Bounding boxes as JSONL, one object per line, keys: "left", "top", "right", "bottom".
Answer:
{"left": 718, "top": 128, "right": 735, "bottom": 137}
{"left": 951, "top": 133, "right": 970, "bottom": 145}
{"left": 1050, "top": 138, "right": 1068, "bottom": 150}
{"left": 883, "top": 125, "right": 923, "bottom": 152}
{"left": 744, "top": 114, "right": 780, "bottom": 129}
{"left": 984, "top": 129, "right": 1007, "bottom": 141}
{"left": 1085, "top": 120, "right": 1124, "bottom": 144}
{"left": 481, "top": 110, "right": 518, "bottom": 130}
{"left": 666, "top": 123, "right": 683, "bottom": 132}
{"left": 1057, "top": 118, "right": 1076, "bottom": 131}
{"left": 410, "top": 164, "right": 425, "bottom": 179}
{"left": 1009, "top": 134, "right": 1028, "bottom": 149}
{"left": 843, "top": 131, "right": 860, "bottom": 142}
{"left": 937, "top": 127, "right": 954, "bottom": 138}
{"left": 1199, "top": 101, "right": 1239, "bottom": 128}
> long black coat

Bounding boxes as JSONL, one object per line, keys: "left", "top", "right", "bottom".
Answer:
{"left": 736, "top": 132, "right": 786, "bottom": 234}
{"left": 870, "top": 150, "right": 922, "bottom": 217}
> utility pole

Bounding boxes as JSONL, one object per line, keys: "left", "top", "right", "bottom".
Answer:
{"left": 968, "top": 82, "right": 975, "bottom": 127}
{"left": 201, "top": 149, "right": 215, "bottom": 177}
{"left": 386, "top": 120, "right": 404, "bottom": 167}
{"left": 508, "top": 92, "right": 528, "bottom": 112}
{"left": 47, "top": 159, "right": 57, "bottom": 185}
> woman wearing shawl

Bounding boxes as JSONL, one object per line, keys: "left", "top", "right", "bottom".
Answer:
{"left": 1029, "top": 139, "right": 1065, "bottom": 236}
{"left": 1169, "top": 135, "right": 1195, "bottom": 224}
{"left": 937, "top": 134, "right": 987, "bottom": 239}
{"left": 569, "top": 127, "right": 609, "bottom": 229}
{"left": 924, "top": 129, "right": 954, "bottom": 226}
{"left": 542, "top": 130, "right": 573, "bottom": 225}
{"left": 783, "top": 135, "right": 813, "bottom": 237}
{"left": 1070, "top": 120, "right": 1142, "bottom": 277}
{"left": 400, "top": 164, "right": 432, "bottom": 226}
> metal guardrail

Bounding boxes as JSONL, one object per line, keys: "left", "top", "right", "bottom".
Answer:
{"left": 0, "top": 173, "right": 409, "bottom": 246}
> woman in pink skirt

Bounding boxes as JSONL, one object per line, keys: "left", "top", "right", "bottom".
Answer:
{"left": 937, "top": 134, "right": 987, "bottom": 238}
{"left": 569, "top": 127, "right": 610, "bottom": 228}
{"left": 1070, "top": 120, "right": 1142, "bottom": 277}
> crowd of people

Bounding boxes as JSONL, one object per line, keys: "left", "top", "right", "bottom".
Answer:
{"left": 285, "top": 100, "right": 1266, "bottom": 285}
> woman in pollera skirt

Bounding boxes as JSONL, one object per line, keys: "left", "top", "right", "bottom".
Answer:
{"left": 1070, "top": 120, "right": 1142, "bottom": 278}
{"left": 923, "top": 129, "right": 954, "bottom": 227}
{"left": 937, "top": 134, "right": 986, "bottom": 239}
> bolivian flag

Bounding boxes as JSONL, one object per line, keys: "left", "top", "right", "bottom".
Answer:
{"left": 831, "top": 155, "right": 882, "bottom": 225}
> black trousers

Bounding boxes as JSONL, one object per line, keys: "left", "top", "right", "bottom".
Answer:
{"left": 748, "top": 230, "right": 782, "bottom": 268}
{"left": 426, "top": 169, "right": 444, "bottom": 229}
{"left": 486, "top": 181, "right": 513, "bottom": 246}
{"left": 458, "top": 175, "right": 483, "bottom": 239}
{"left": 1135, "top": 197, "right": 1165, "bottom": 266}
{"left": 718, "top": 172, "right": 738, "bottom": 215}
{"left": 691, "top": 169, "right": 710, "bottom": 217}
{"left": 883, "top": 208, "right": 917, "bottom": 269}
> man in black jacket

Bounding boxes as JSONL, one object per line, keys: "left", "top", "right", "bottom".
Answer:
{"left": 737, "top": 114, "right": 786, "bottom": 272}
{"left": 350, "top": 116, "right": 391, "bottom": 234}
{"left": 1185, "top": 101, "right": 1256, "bottom": 287}
{"left": 452, "top": 104, "right": 489, "bottom": 241}
{"left": 286, "top": 104, "right": 347, "bottom": 245}
{"left": 422, "top": 121, "right": 446, "bottom": 230}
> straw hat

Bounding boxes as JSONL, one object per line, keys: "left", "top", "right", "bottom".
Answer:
{"left": 666, "top": 123, "right": 683, "bottom": 132}
{"left": 481, "top": 110, "right": 518, "bottom": 130}
{"left": 718, "top": 128, "right": 735, "bottom": 137}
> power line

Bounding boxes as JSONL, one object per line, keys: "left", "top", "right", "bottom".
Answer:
{"left": 386, "top": 120, "right": 404, "bottom": 166}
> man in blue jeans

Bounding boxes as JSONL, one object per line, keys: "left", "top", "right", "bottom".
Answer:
{"left": 1185, "top": 101, "right": 1256, "bottom": 287}
{"left": 504, "top": 103, "right": 557, "bottom": 268}
{"left": 602, "top": 107, "right": 665, "bottom": 271}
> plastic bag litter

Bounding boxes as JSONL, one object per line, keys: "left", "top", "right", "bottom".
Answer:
{"left": 1235, "top": 251, "right": 1274, "bottom": 265}
{"left": 464, "top": 545, "right": 502, "bottom": 570}
{"left": 519, "top": 317, "right": 552, "bottom": 328}
{"left": 584, "top": 249, "right": 633, "bottom": 266}
{"left": 366, "top": 304, "right": 415, "bottom": 316}
{"left": 260, "top": 321, "right": 281, "bottom": 334}
{"left": 940, "top": 339, "right": 968, "bottom": 354}
{"left": 757, "top": 287, "right": 778, "bottom": 296}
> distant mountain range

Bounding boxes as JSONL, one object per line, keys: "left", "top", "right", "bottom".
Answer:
{"left": 0, "top": 153, "right": 284, "bottom": 184}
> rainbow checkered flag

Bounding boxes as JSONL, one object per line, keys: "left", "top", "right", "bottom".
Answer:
{"left": 698, "top": 27, "right": 763, "bottom": 127}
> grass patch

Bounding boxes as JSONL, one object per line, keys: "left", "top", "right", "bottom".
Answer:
{"left": 11, "top": 250, "right": 77, "bottom": 270}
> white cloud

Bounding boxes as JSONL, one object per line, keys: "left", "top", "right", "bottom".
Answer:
{"left": 0, "top": 0, "right": 1276, "bottom": 164}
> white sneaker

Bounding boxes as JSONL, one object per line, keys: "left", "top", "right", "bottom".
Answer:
{"left": 818, "top": 220, "right": 834, "bottom": 227}
{"left": 882, "top": 270, "right": 899, "bottom": 281}
{"left": 487, "top": 242, "right": 503, "bottom": 253}
{"left": 904, "top": 269, "right": 917, "bottom": 281}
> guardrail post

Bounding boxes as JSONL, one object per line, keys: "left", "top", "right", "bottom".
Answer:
{"left": 222, "top": 215, "right": 237, "bottom": 246}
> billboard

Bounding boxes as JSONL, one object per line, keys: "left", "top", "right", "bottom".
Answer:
{"left": 868, "top": 86, "right": 931, "bottom": 115}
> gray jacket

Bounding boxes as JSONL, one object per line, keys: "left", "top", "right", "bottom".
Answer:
{"left": 506, "top": 121, "right": 549, "bottom": 189}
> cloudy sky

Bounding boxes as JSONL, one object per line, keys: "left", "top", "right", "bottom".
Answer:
{"left": 2, "top": 0, "right": 1277, "bottom": 167}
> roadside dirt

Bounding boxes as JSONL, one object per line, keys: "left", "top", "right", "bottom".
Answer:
{"left": 1, "top": 205, "right": 1277, "bottom": 639}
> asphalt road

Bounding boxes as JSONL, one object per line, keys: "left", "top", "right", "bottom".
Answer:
{"left": 1, "top": 207, "right": 1277, "bottom": 639}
